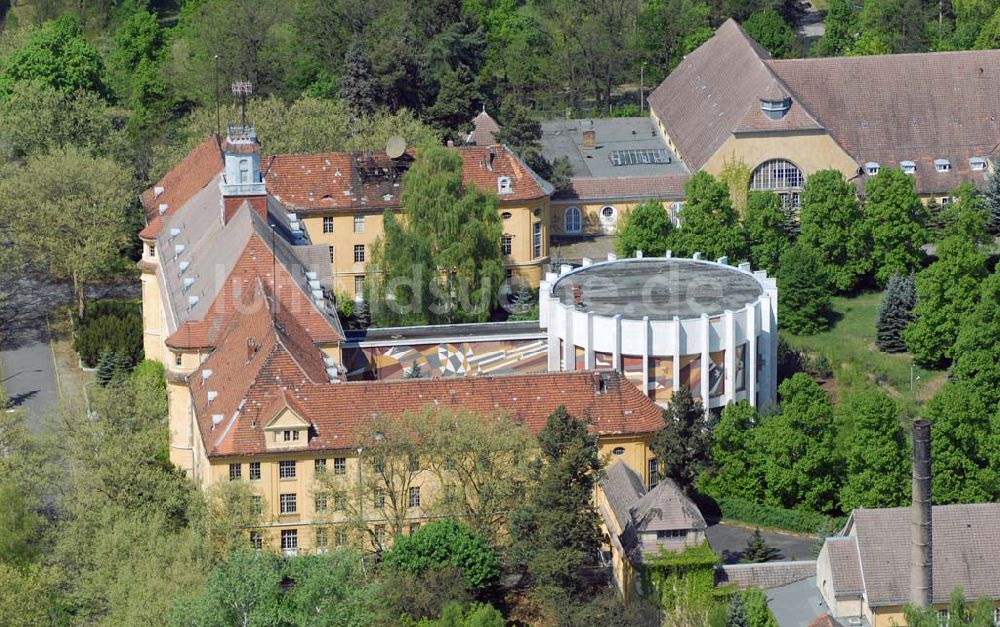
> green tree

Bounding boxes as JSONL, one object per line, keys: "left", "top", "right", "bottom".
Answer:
{"left": 726, "top": 590, "right": 749, "bottom": 627}
{"left": 904, "top": 236, "right": 988, "bottom": 367}
{"left": 864, "top": 168, "right": 928, "bottom": 286}
{"left": 701, "top": 401, "right": 763, "bottom": 501}
{"left": 980, "top": 158, "right": 1000, "bottom": 235}
{"left": 939, "top": 182, "right": 990, "bottom": 243}
{"left": 652, "top": 388, "right": 713, "bottom": 495}
{"left": 282, "top": 551, "right": 379, "bottom": 627}
{"left": 741, "top": 587, "right": 779, "bottom": 627}
{"left": 799, "top": 169, "right": 868, "bottom": 293}
{"left": 368, "top": 145, "right": 503, "bottom": 326}
{"left": 950, "top": 271, "right": 1000, "bottom": 405}
{"left": 742, "top": 10, "right": 797, "bottom": 58}
{"left": 0, "top": 147, "right": 133, "bottom": 319}
{"left": 837, "top": 391, "right": 909, "bottom": 511}
{"left": 614, "top": 200, "right": 673, "bottom": 258}
{"left": 106, "top": 9, "right": 167, "bottom": 120}
{"left": 741, "top": 529, "right": 778, "bottom": 563}
{"left": 495, "top": 97, "right": 542, "bottom": 153}
{"left": 744, "top": 191, "right": 790, "bottom": 275}
{"left": 813, "top": 0, "right": 858, "bottom": 55}
{"left": 639, "top": 0, "right": 710, "bottom": 72}
{"left": 975, "top": 5, "right": 1000, "bottom": 48}
{"left": 855, "top": 0, "right": 928, "bottom": 53}
{"left": 426, "top": 65, "right": 482, "bottom": 136}
{"left": 667, "top": 171, "right": 747, "bottom": 261}
{"left": 340, "top": 42, "right": 377, "bottom": 116}
{"left": 171, "top": 548, "right": 283, "bottom": 627}
{"left": 0, "top": 480, "right": 43, "bottom": 567}
{"left": 382, "top": 520, "right": 500, "bottom": 591}
{"left": 0, "top": 15, "right": 107, "bottom": 97}
{"left": 510, "top": 406, "right": 601, "bottom": 593}
{"left": 875, "top": 272, "right": 917, "bottom": 353}
{"left": 777, "top": 243, "right": 831, "bottom": 335}
{"left": 0, "top": 563, "right": 57, "bottom": 627}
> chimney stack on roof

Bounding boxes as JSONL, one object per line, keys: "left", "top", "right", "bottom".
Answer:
{"left": 910, "top": 419, "right": 932, "bottom": 608}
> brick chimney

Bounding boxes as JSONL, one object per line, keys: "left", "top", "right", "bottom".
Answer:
{"left": 910, "top": 419, "right": 932, "bottom": 608}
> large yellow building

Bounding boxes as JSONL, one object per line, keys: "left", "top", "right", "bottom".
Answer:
{"left": 137, "top": 130, "right": 670, "bottom": 557}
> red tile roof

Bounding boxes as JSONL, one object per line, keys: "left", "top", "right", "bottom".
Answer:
{"left": 265, "top": 145, "right": 549, "bottom": 213}
{"left": 555, "top": 174, "right": 690, "bottom": 201}
{"left": 165, "top": 232, "right": 340, "bottom": 350}
{"left": 191, "top": 304, "right": 664, "bottom": 456}
{"left": 140, "top": 136, "right": 223, "bottom": 239}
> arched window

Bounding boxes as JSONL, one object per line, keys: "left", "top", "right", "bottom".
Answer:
{"left": 564, "top": 206, "right": 581, "bottom": 232}
{"left": 600, "top": 206, "right": 616, "bottom": 221}
{"left": 750, "top": 159, "right": 803, "bottom": 208}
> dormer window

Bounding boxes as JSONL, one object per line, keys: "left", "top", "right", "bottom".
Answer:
{"left": 497, "top": 176, "right": 513, "bottom": 195}
{"left": 283, "top": 429, "right": 300, "bottom": 442}
{"left": 901, "top": 160, "right": 916, "bottom": 174}
{"left": 865, "top": 162, "right": 880, "bottom": 176}
{"left": 934, "top": 159, "right": 951, "bottom": 172}
{"left": 759, "top": 97, "right": 791, "bottom": 120}
{"left": 970, "top": 157, "right": 987, "bottom": 171}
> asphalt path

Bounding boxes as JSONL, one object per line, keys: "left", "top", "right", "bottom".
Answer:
{"left": 0, "top": 275, "right": 137, "bottom": 432}
{"left": 706, "top": 522, "right": 817, "bottom": 564}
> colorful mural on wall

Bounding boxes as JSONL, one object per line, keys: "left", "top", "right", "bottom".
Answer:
{"left": 343, "top": 338, "right": 548, "bottom": 380}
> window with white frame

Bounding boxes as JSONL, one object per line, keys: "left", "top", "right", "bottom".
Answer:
{"left": 935, "top": 159, "right": 952, "bottom": 172}
{"left": 501, "top": 235, "right": 512, "bottom": 255}
{"left": 229, "top": 463, "right": 241, "bottom": 481}
{"left": 656, "top": 529, "right": 688, "bottom": 539}
{"left": 323, "top": 216, "right": 333, "bottom": 233}
{"left": 249, "top": 462, "right": 261, "bottom": 480}
{"left": 600, "top": 206, "right": 616, "bottom": 222}
{"left": 374, "top": 489, "right": 386, "bottom": 508}
{"left": 533, "top": 222, "right": 542, "bottom": 258}
{"left": 250, "top": 531, "right": 263, "bottom": 550}
{"left": 239, "top": 159, "right": 250, "bottom": 185}
{"left": 283, "top": 429, "right": 300, "bottom": 442}
{"left": 865, "top": 162, "right": 880, "bottom": 176}
{"left": 279, "top": 460, "right": 296, "bottom": 479}
{"left": 335, "top": 529, "right": 348, "bottom": 546}
{"left": 314, "top": 458, "right": 326, "bottom": 473}
{"left": 564, "top": 206, "right": 582, "bottom": 232}
{"left": 279, "top": 493, "right": 297, "bottom": 514}
{"left": 281, "top": 529, "right": 298, "bottom": 555}
{"left": 971, "top": 157, "right": 988, "bottom": 171}
{"left": 315, "top": 494, "right": 328, "bottom": 512}
{"left": 497, "top": 176, "right": 513, "bottom": 194}
{"left": 374, "top": 525, "right": 386, "bottom": 547}
{"left": 937, "top": 609, "right": 949, "bottom": 626}
{"left": 354, "top": 275, "right": 364, "bottom": 295}
{"left": 354, "top": 245, "right": 365, "bottom": 263}
{"left": 333, "top": 457, "right": 346, "bottom": 475}
{"left": 751, "top": 159, "right": 803, "bottom": 208}
{"left": 148, "top": 243, "right": 156, "bottom": 257}
{"left": 251, "top": 495, "right": 263, "bottom": 515}
{"left": 328, "top": 245, "right": 334, "bottom": 263}
{"left": 408, "top": 487, "right": 421, "bottom": 508}
{"left": 648, "top": 458, "right": 659, "bottom": 490}
{"left": 901, "top": 160, "right": 917, "bottom": 174}
{"left": 354, "top": 215, "right": 365, "bottom": 233}
{"left": 316, "top": 527, "right": 329, "bottom": 552}
{"left": 612, "top": 447, "right": 625, "bottom": 456}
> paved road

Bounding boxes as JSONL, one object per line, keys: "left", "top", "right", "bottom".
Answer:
{"left": 0, "top": 275, "right": 137, "bottom": 432}
{"left": 706, "top": 522, "right": 817, "bottom": 564}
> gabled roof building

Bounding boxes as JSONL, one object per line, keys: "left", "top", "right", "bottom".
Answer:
{"left": 648, "top": 19, "right": 1000, "bottom": 205}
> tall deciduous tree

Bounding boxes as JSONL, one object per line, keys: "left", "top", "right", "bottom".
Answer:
{"left": 0, "top": 15, "right": 107, "bottom": 97}
{"left": 799, "top": 169, "right": 869, "bottom": 293}
{"left": 170, "top": 548, "right": 284, "bottom": 627}
{"left": 0, "top": 147, "right": 133, "bottom": 318}
{"left": 744, "top": 191, "right": 790, "bottom": 275}
{"left": 614, "top": 200, "right": 673, "bottom": 258}
{"left": 903, "top": 236, "right": 987, "bottom": 367}
{"left": 938, "top": 182, "right": 990, "bottom": 244}
{"left": 667, "top": 171, "right": 747, "bottom": 261}
{"left": 813, "top": 0, "right": 858, "bottom": 55}
{"left": 510, "top": 406, "right": 601, "bottom": 593}
{"left": 701, "top": 401, "right": 763, "bottom": 501}
{"left": 777, "top": 243, "right": 831, "bottom": 335}
{"left": 651, "top": 388, "right": 713, "bottom": 495}
{"left": 837, "top": 391, "right": 909, "bottom": 511}
{"left": 368, "top": 145, "right": 503, "bottom": 326}
{"left": 741, "top": 10, "right": 797, "bottom": 58}
{"left": 950, "top": 270, "right": 1000, "bottom": 406}
{"left": 864, "top": 168, "right": 928, "bottom": 286}
{"left": 875, "top": 272, "right": 917, "bottom": 353}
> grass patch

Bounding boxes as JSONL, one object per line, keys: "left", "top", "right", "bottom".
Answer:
{"left": 781, "top": 292, "right": 946, "bottom": 415}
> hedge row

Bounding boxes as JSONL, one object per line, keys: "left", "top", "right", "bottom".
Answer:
{"left": 716, "top": 497, "right": 847, "bottom": 535}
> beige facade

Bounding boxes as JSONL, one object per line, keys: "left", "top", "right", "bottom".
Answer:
{"left": 550, "top": 199, "right": 680, "bottom": 238}
{"left": 301, "top": 197, "right": 551, "bottom": 296}
{"left": 701, "top": 132, "right": 859, "bottom": 182}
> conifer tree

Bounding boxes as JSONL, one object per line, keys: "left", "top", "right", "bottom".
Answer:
{"left": 510, "top": 406, "right": 601, "bottom": 593}
{"left": 741, "top": 529, "right": 778, "bottom": 563}
{"left": 875, "top": 273, "right": 916, "bottom": 353}
{"left": 726, "top": 589, "right": 749, "bottom": 627}
{"left": 96, "top": 349, "right": 116, "bottom": 387}
{"left": 340, "top": 43, "right": 376, "bottom": 116}
{"left": 777, "top": 243, "right": 831, "bottom": 335}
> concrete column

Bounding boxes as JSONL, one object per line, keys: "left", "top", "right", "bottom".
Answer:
{"left": 700, "top": 313, "right": 710, "bottom": 408}
{"left": 585, "top": 311, "right": 595, "bottom": 370}
{"left": 547, "top": 305, "right": 561, "bottom": 371}
{"left": 758, "top": 295, "right": 774, "bottom": 406}
{"left": 724, "top": 310, "right": 736, "bottom": 405}
{"left": 672, "top": 316, "right": 681, "bottom": 393}
{"left": 746, "top": 303, "right": 758, "bottom": 407}
{"left": 563, "top": 306, "right": 575, "bottom": 371}
{"left": 642, "top": 316, "right": 651, "bottom": 395}
{"left": 613, "top": 314, "right": 623, "bottom": 373}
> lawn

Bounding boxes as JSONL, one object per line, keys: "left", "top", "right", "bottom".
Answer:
{"left": 781, "top": 292, "right": 946, "bottom": 416}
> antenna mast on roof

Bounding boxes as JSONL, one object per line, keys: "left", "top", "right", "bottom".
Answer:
{"left": 232, "top": 81, "right": 253, "bottom": 130}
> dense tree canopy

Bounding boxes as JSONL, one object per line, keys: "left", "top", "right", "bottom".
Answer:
{"left": 743, "top": 190, "right": 790, "bottom": 275}
{"left": 799, "top": 169, "right": 869, "bottom": 293}
{"left": 778, "top": 243, "right": 831, "bottom": 335}
{"left": 863, "top": 168, "right": 928, "bottom": 286}
{"left": 614, "top": 199, "right": 674, "bottom": 258}
{"left": 667, "top": 171, "right": 747, "bottom": 261}
{"left": 837, "top": 391, "right": 909, "bottom": 511}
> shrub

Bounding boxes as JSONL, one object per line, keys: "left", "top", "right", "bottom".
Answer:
{"left": 741, "top": 587, "right": 778, "bottom": 627}
{"left": 716, "top": 497, "right": 846, "bottom": 534}
{"left": 642, "top": 541, "right": 719, "bottom": 611}
{"left": 73, "top": 299, "right": 142, "bottom": 369}
{"left": 381, "top": 520, "right": 500, "bottom": 591}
